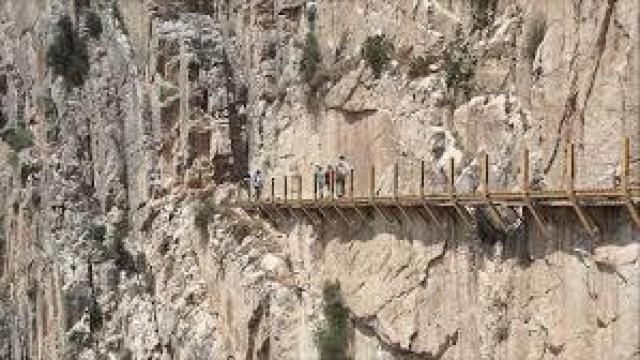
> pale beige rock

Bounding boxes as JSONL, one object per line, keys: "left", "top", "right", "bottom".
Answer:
{"left": 0, "top": 0, "right": 638, "bottom": 359}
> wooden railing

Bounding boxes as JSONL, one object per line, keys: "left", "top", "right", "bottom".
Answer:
{"left": 231, "top": 138, "right": 640, "bottom": 236}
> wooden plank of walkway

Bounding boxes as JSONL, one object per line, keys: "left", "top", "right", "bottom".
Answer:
{"left": 239, "top": 190, "right": 639, "bottom": 210}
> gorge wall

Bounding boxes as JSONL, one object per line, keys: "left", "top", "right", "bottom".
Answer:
{"left": 0, "top": 0, "right": 638, "bottom": 359}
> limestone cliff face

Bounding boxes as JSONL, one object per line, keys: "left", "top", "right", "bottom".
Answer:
{"left": 0, "top": 0, "right": 638, "bottom": 359}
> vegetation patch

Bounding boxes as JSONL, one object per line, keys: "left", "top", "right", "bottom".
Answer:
{"left": 0, "top": 126, "right": 34, "bottom": 152}
{"left": 37, "top": 95, "right": 60, "bottom": 142}
{"left": 408, "top": 55, "right": 437, "bottom": 79}
{"left": 194, "top": 198, "right": 216, "bottom": 231}
{"left": 108, "top": 220, "right": 137, "bottom": 274}
{"left": 89, "top": 224, "right": 107, "bottom": 244}
{"left": 20, "top": 163, "right": 41, "bottom": 186}
{"left": 7, "top": 151, "right": 19, "bottom": 168}
{"left": 306, "top": 3, "right": 317, "bottom": 24}
{"left": 444, "top": 40, "right": 476, "bottom": 95}
{"left": 86, "top": 11, "right": 103, "bottom": 39}
{"left": 88, "top": 299, "right": 103, "bottom": 332}
{"left": 471, "top": 0, "right": 498, "bottom": 30}
{"left": 362, "top": 34, "right": 394, "bottom": 78}
{"left": 46, "top": 122, "right": 60, "bottom": 143}
{"left": 315, "top": 281, "right": 351, "bottom": 360}
{"left": 300, "top": 32, "right": 322, "bottom": 83}
{"left": 47, "top": 15, "right": 89, "bottom": 87}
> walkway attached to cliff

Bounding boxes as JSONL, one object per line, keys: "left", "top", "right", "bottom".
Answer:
{"left": 232, "top": 139, "right": 640, "bottom": 237}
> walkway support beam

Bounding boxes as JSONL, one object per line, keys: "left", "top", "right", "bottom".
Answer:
{"left": 566, "top": 141, "right": 598, "bottom": 236}
{"left": 621, "top": 137, "right": 640, "bottom": 227}
{"left": 271, "top": 177, "right": 275, "bottom": 203}
{"left": 447, "top": 157, "right": 473, "bottom": 228}
{"left": 314, "top": 206, "right": 337, "bottom": 225}
{"left": 350, "top": 168, "right": 355, "bottom": 201}
{"left": 332, "top": 205, "right": 352, "bottom": 225}
{"left": 480, "top": 152, "right": 506, "bottom": 231}
{"left": 393, "top": 163, "right": 399, "bottom": 200}
{"left": 284, "top": 176, "right": 288, "bottom": 204}
{"left": 420, "top": 160, "right": 425, "bottom": 198}
{"left": 369, "top": 165, "right": 376, "bottom": 199}
{"left": 521, "top": 148, "right": 550, "bottom": 238}
{"left": 418, "top": 159, "right": 443, "bottom": 228}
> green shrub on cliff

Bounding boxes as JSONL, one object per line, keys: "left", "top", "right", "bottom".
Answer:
{"left": 315, "top": 281, "right": 351, "bottom": 360}
{"left": 444, "top": 41, "right": 475, "bottom": 93}
{"left": 301, "top": 32, "right": 322, "bottom": 83}
{"left": 362, "top": 34, "right": 394, "bottom": 78}
{"left": 194, "top": 198, "right": 216, "bottom": 231}
{"left": 46, "top": 15, "right": 89, "bottom": 87}
{"left": 86, "top": 11, "right": 103, "bottom": 39}
{"left": 0, "top": 126, "right": 34, "bottom": 152}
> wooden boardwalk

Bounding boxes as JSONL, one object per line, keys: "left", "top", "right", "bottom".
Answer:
{"left": 232, "top": 139, "right": 640, "bottom": 236}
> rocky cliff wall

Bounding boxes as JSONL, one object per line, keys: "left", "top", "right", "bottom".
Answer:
{"left": 0, "top": 0, "right": 638, "bottom": 359}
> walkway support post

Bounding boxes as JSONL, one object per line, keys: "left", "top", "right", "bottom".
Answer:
{"left": 393, "top": 163, "right": 399, "bottom": 200}
{"left": 271, "top": 177, "right": 275, "bottom": 203}
{"left": 420, "top": 160, "right": 425, "bottom": 198}
{"left": 297, "top": 177, "right": 321, "bottom": 223}
{"left": 391, "top": 162, "right": 412, "bottom": 223}
{"left": 367, "top": 165, "right": 394, "bottom": 224}
{"left": 369, "top": 165, "right": 375, "bottom": 199}
{"left": 266, "top": 176, "right": 287, "bottom": 221}
{"left": 284, "top": 176, "right": 288, "bottom": 204}
{"left": 313, "top": 172, "right": 318, "bottom": 201}
{"left": 415, "top": 159, "right": 442, "bottom": 228}
{"left": 331, "top": 170, "right": 336, "bottom": 201}
{"left": 480, "top": 152, "right": 506, "bottom": 231}
{"left": 565, "top": 141, "right": 598, "bottom": 236}
{"left": 522, "top": 148, "right": 550, "bottom": 238}
{"left": 298, "top": 174, "right": 320, "bottom": 223}
{"left": 448, "top": 157, "right": 455, "bottom": 196}
{"left": 481, "top": 152, "right": 489, "bottom": 195}
{"left": 621, "top": 137, "right": 640, "bottom": 227}
{"left": 448, "top": 157, "right": 473, "bottom": 228}
{"left": 345, "top": 167, "right": 369, "bottom": 222}
{"left": 350, "top": 168, "right": 355, "bottom": 202}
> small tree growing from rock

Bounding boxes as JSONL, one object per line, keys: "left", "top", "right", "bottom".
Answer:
{"left": 194, "top": 198, "right": 216, "bottom": 232}
{"left": 300, "top": 32, "right": 322, "bottom": 83}
{"left": 362, "top": 34, "right": 394, "bottom": 78}
{"left": 444, "top": 40, "right": 475, "bottom": 95}
{"left": 46, "top": 15, "right": 89, "bottom": 87}
{"left": 408, "top": 55, "right": 437, "bottom": 79}
{"left": 86, "top": 11, "right": 103, "bottom": 39}
{"left": 471, "top": 0, "right": 498, "bottom": 30}
{"left": 0, "top": 126, "right": 34, "bottom": 152}
{"left": 315, "top": 281, "right": 352, "bottom": 360}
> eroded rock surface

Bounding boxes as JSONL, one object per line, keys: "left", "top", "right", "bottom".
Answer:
{"left": 0, "top": 0, "right": 638, "bottom": 359}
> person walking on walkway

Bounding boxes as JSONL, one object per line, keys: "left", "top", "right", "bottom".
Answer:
{"left": 314, "top": 165, "right": 325, "bottom": 199}
{"left": 252, "top": 170, "right": 264, "bottom": 200}
{"left": 325, "top": 165, "right": 335, "bottom": 198}
{"left": 335, "top": 155, "right": 351, "bottom": 198}
{"left": 243, "top": 172, "right": 252, "bottom": 198}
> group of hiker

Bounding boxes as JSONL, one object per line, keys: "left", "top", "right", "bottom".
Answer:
{"left": 245, "top": 155, "right": 353, "bottom": 200}
{"left": 244, "top": 170, "right": 264, "bottom": 200}
{"left": 314, "top": 155, "right": 352, "bottom": 198}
